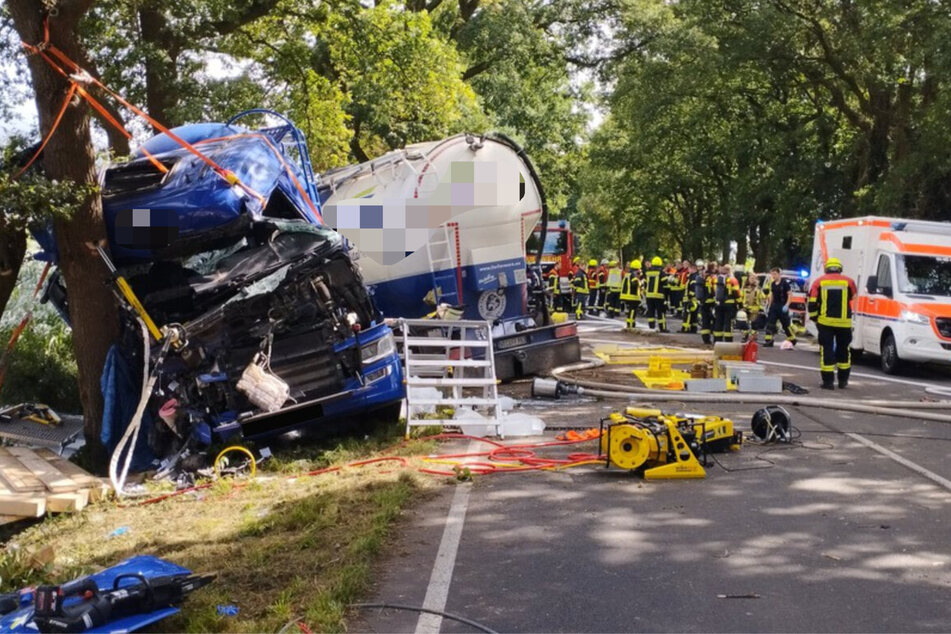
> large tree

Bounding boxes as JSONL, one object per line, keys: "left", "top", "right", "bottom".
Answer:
{"left": 8, "top": 0, "right": 119, "bottom": 462}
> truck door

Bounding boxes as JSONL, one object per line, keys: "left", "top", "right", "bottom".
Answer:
{"left": 862, "top": 253, "right": 894, "bottom": 354}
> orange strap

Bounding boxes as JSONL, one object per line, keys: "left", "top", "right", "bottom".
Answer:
{"left": 13, "top": 84, "right": 76, "bottom": 180}
{"left": 22, "top": 19, "right": 266, "bottom": 206}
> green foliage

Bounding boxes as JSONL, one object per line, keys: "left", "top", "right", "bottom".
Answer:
{"left": 0, "top": 322, "right": 80, "bottom": 413}
{"left": 0, "top": 255, "right": 80, "bottom": 412}
{"left": 0, "top": 142, "right": 97, "bottom": 230}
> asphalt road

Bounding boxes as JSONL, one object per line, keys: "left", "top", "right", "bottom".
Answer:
{"left": 354, "top": 316, "right": 951, "bottom": 633}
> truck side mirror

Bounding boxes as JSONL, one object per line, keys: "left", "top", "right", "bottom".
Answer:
{"left": 866, "top": 275, "right": 877, "bottom": 293}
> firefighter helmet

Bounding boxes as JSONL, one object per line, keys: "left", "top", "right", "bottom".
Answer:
{"left": 572, "top": 256, "right": 580, "bottom": 264}
{"left": 588, "top": 259, "right": 598, "bottom": 267}
{"left": 631, "top": 260, "right": 641, "bottom": 270}
{"left": 824, "top": 257, "right": 843, "bottom": 272}
{"left": 609, "top": 259, "right": 618, "bottom": 267}
{"left": 601, "top": 258, "right": 609, "bottom": 265}
{"left": 651, "top": 256, "right": 663, "bottom": 267}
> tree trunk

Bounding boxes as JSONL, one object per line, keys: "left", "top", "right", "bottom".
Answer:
{"left": 139, "top": 3, "right": 181, "bottom": 129}
{"left": 9, "top": 0, "right": 119, "bottom": 465}
{"left": 0, "top": 223, "right": 27, "bottom": 320}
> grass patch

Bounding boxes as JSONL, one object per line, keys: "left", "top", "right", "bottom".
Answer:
{"left": 0, "top": 424, "right": 449, "bottom": 632}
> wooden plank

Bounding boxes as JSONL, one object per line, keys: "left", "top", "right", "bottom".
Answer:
{"left": 0, "top": 494, "right": 45, "bottom": 517}
{"left": 0, "top": 514, "right": 29, "bottom": 526}
{"left": 87, "top": 484, "right": 112, "bottom": 503}
{"left": 6, "top": 448, "right": 78, "bottom": 493}
{"left": 34, "top": 449, "right": 102, "bottom": 488}
{"left": 0, "top": 448, "right": 45, "bottom": 492}
{"left": 46, "top": 490, "right": 89, "bottom": 513}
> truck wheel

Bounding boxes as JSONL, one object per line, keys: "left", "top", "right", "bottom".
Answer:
{"left": 880, "top": 332, "right": 902, "bottom": 375}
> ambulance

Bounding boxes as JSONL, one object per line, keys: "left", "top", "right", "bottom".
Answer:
{"left": 808, "top": 216, "right": 951, "bottom": 373}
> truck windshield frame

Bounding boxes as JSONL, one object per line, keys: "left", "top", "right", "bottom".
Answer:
{"left": 896, "top": 254, "right": 951, "bottom": 297}
{"left": 527, "top": 230, "right": 568, "bottom": 256}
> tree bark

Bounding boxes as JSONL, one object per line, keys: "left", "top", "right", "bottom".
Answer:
{"left": 0, "top": 222, "right": 27, "bottom": 321}
{"left": 9, "top": 0, "right": 119, "bottom": 465}
{"left": 139, "top": 3, "right": 181, "bottom": 129}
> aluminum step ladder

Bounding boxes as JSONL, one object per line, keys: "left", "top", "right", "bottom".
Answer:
{"left": 425, "top": 222, "right": 461, "bottom": 306}
{"left": 400, "top": 318, "right": 503, "bottom": 438}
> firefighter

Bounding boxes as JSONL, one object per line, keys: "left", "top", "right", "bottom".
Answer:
{"left": 681, "top": 261, "right": 700, "bottom": 333}
{"left": 713, "top": 263, "right": 740, "bottom": 342}
{"left": 621, "top": 259, "right": 642, "bottom": 329}
{"left": 669, "top": 260, "right": 687, "bottom": 318}
{"left": 571, "top": 258, "right": 589, "bottom": 320}
{"left": 763, "top": 267, "right": 796, "bottom": 347}
{"left": 741, "top": 271, "right": 765, "bottom": 342}
{"left": 605, "top": 259, "right": 623, "bottom": 318}
{"left": 586, "top": 259, "right": 599, "bottom": 314}
{"left": 596, "top": 258, "right": 609, "bottom": 313}
{"left": 808, "top": 257, "right": 857, "bottom": 390}
{"left": 700, "top": 261, "right": 717, "bottom": 344}
{"left": 644, "top": 256, "right": 667, "bottom": 331}
{"left": 545, "top": 265, "right": 560, "bottom": 311}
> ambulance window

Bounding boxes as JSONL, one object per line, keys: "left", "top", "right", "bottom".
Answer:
{"left": 875, "top": 254, "right": 893, "bottom": 291}
{"left": 842, "top": 236, "right": 852, "bottom": 249}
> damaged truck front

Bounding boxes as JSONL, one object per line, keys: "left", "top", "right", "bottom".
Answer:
{"left": 35, "top": 114, "right": 404, "bottom": 471}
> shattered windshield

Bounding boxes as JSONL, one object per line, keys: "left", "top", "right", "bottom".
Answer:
{"left": 897, "top": 254, "right": 951, "bottom": 297}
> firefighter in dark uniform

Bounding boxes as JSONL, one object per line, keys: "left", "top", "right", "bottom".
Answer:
{"left": 700, "top": 261, "right": 717, "bottom": 344}
{"left": 571, "top": 258, "right": 588, "bottom": 320}
{"left": 713, "top": 264, "right": 740, "bottom": 342}
{"left": 808, "top": 257, "right": 857, "bottom": 390}
{"left": 595, "top": 258, "right": 609, "bottom": 313}
{"left": 681, "top": 261, "right": 700, "bottom": 333}
{"left": 620, "top": 259, "right": 642, "bottom": 329}
{"left": 644, "top": 256, "right": 667, "bottom": 331}
{"left": 586, "top": 259, "right": 599, "bottom": 314}
{"left": 764, "top": 267, "right": 796, "bottom": 347}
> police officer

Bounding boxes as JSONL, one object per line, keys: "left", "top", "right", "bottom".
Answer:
{"left": 808, "top": 257, "right": 857, "bottom": 390}
{"left": 764, "top": 267, "right": 796, "bottom": 347}
{"left": 620, "top": 260, "right": 642, "bottom": 329}
{"left": 605, "top": 259, "right": 623, "bottom": 318}
{"left": 571, "top": 258, "right": 589, "bottom": 320}
{"left": 713, "top": 263, "right": 740, "bottom": 342}
{"left": 586, "top": 259, "right": 599, "bottom": 314}
{"left": 644, "top": 256, "right": 667, "bottom": 331}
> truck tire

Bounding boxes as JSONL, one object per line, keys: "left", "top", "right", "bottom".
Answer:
{"left": 880, "top": 332, "right": 902, "bottom": 375}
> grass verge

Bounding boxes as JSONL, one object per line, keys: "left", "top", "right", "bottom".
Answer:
{"left": 0, "top": 429, "right": 446, "bottom": 632}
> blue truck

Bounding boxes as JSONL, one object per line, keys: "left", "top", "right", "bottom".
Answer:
{"left": 35, "top": 111, "right": 404, "bottom": 466}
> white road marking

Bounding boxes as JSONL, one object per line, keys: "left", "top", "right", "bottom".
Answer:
{"left": 756, "top": 359, "right": 951, "bottom": 394}
{"left": 845, "top": 432, "right": 951, "bottom": 493}
{"left": 415, "top": 443, "right": 475, "bottom": 634}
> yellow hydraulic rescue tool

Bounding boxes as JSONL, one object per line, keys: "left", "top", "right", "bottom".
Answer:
{"left": 600, "top": 407, "right": 742, "bottom": 479}
{"left": 96, "top": 246, "right": 164, "bottom": 342}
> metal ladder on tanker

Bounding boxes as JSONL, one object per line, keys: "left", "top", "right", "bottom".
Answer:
{"left": 400, "top": 318, "right": 503, "bottom": 438}
{"left": 425, "top": 222, "right": 461, "bottom": 305}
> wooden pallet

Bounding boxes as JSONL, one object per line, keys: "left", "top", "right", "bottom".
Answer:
{"left": 0, "top": 447, "right": 109, "bottom": 523}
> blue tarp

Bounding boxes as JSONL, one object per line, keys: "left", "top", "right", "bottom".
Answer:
{"left": 100, "top": 345, "right": 154, "bottom": 470}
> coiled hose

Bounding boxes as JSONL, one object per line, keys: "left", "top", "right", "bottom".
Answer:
{"left": 552, "top": 358, "right": 951, "bottom": 424}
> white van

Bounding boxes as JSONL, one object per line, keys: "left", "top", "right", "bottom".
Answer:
{"left": 808, "top": 216, "right": 951, "bottom": 373}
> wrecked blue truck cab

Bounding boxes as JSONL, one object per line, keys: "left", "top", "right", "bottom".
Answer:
{"left": 37, "top": 113, "right": 404, "bottom": 463}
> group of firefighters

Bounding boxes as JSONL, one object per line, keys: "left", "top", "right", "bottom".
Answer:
{"left": 545, "top": 257, "right": 798, "bottom": 346}
{"left": 545, "top": 256, "right": 856, "bottom": 390}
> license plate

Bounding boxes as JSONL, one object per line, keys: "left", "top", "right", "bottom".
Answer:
{"left": 496, "top": 335, "right": 529, "bottom": 350}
